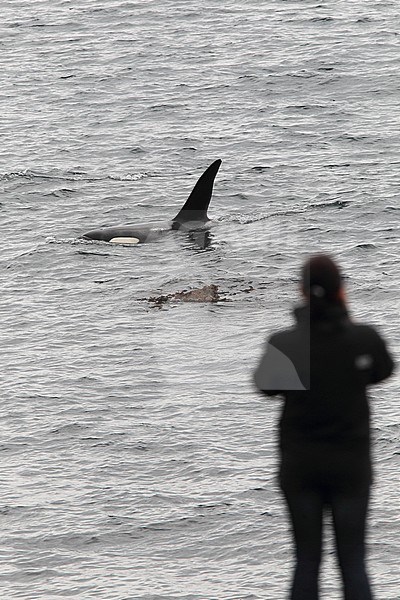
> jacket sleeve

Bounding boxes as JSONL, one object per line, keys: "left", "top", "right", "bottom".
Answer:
{"left": 369, "top": 328, "right": 395, "bottom": 384}
{"left": 254, "top": 334, "right": 306, "bottom": 396}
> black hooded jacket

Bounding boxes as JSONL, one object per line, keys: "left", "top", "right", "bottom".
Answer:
{"left": 254, "top": 305, "right": 394, "bottom": 489}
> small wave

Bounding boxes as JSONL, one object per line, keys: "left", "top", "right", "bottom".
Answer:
{"left": 43, "top": 188, "right": 77, "bottom": 198}
{"left": 222, "top": 198, "right": 348, "bottom": 225}
{"left": 108, "top": 172, "right": 148, "bottom": 181}
{"left": 374, "top": 423, "right": 400, "bottom": 445}
{"left": 149, "top": 103, "right": 184, "bottom": 111}
{"left": 310, "top": 199, "right": 350, "bottom": 209}
{"left": 309, "top": 16, "right": 335, "bottom": 23}
{"left": 286, "top": 104, "right": 326, "bottom": 110}
{"left": 356, "top": 243, "right": 376, "bottom": 250}
{"left": 238, "top": 74, "right": 259, "bottom": 81}
{"left": 138, "top": 514, "right": 205, "bottom": 533}
{"left": 1, "top": 169, "right": 149, "bottom": 183}
{"left": 1, "top": 169, "right": 94, "bottom": 182}
{"left": 287, "top": 70, "right": 318, "bottom": 79}
{"left": 230, "top": 193, "right": 249, "bottom": 201}
{"left": 1, "top": 169, "right": 35, "bottom": 181}
{"left": 356, "top": 17, "right": 373, "bottom": 23}
{"left": 252, "top": 166, "right": 272, "bottom": 172}
{"left": 128, "top": 146, "right": 146, "bottom": 154}
{"left": 223, "top": 213, "right": 268, "bottom": 224}
{"left": 45, "top": 237, "right": 82, "bottom": 245}
{"left": 76, "top": 249, "right": 112, "bottom": 257}
{"left": 323, "top": 163, "right": 352, "bottom": 169}
{"left": 50, "top": 422, "right": 90, "bottom": 435}
{"left": 337, "top": 133, "right": 370, "bottom": 142}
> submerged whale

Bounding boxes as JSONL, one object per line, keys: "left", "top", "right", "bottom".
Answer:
{"left": 82, "top": 159, "right": 222, "bottom": 244}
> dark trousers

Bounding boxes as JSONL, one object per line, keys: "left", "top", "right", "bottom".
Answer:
{"left": 282, "top": 485, "right": 373, "bottom": 600}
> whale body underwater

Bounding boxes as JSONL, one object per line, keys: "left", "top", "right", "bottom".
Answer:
{"left": 82, "top": 159, "right": 222, "bottom": 245}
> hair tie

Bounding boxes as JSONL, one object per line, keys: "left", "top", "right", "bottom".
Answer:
{"left": 310, "top": 284, "right": 325, "bottom": 298}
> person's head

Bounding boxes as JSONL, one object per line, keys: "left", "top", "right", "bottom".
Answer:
{"left": 301, "top": 254, "right": 346, "bottom": 316}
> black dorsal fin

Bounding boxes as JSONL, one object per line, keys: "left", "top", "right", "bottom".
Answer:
{"left": 172, "top": 159, "right": 222, "bottom": 224}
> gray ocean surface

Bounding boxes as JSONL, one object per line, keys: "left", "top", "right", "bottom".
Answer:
{"left": 1, "top": 1, "right": 399, "bottom": 598}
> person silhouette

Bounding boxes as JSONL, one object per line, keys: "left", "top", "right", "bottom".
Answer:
{"left": 254, "top": 254, "right": 394, "bottom": 599}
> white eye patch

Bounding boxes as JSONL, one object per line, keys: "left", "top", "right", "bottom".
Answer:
{"left": 109, "top": 237, "right": 140, "bottom": 245}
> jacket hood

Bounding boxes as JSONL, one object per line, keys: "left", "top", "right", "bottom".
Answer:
{"left": 294, "top": 303, "right": 349, "bottom": 332}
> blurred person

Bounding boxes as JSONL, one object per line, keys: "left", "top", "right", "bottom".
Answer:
{"left": 254, "top": 254, "right": 394, "bottom": 600}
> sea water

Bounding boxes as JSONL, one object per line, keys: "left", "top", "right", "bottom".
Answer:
{"left": 1, "top": 1, "right": 399, "bottom": 598}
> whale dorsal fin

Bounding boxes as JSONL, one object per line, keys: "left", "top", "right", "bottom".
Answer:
{"left": 172, "top": 159, "right": 222, "bottom": 224}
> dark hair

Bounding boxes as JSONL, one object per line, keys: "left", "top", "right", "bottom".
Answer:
{"left": 301, "top": 254, "right": 345, "bottom": 317}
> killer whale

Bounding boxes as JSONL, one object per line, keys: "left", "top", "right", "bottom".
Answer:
{"left": 82, "top": 159, "right": 222, "bottom": 244}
